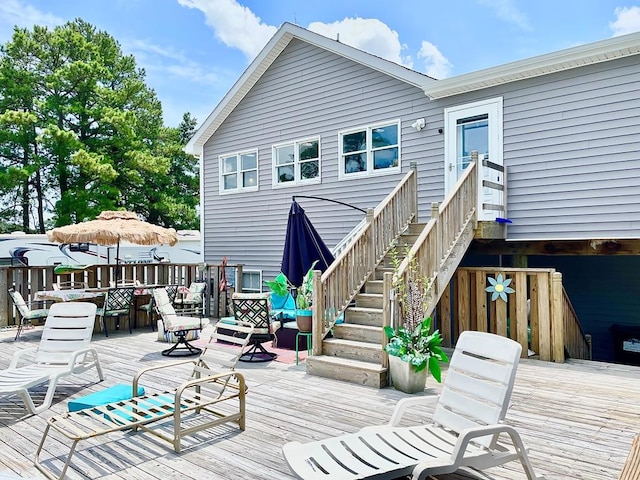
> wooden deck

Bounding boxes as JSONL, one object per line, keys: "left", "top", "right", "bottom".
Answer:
{"left": 0, "top": 324, "right": 638, "bottom": 480}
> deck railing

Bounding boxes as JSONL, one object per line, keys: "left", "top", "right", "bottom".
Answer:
{"left": 390, "top": 160, "right": 478, "bottom": 324}
{"left": 312, "top": 163, "right": 418, "bottom": 354}
{"left": 438, "top": 267, "right": 591, "bottom": 361}
{"left": 0, "top": 262, "right": 242, "bottom": 327}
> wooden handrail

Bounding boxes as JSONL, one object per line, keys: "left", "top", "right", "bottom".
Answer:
{"left": 390, "top": 160, "right": 478, "bottom": 325}
{"left": 561, "top": 283, "right": 592, "bottom": 360}
{"left": 313, "top": 166, "right": 418, "bottom": 354}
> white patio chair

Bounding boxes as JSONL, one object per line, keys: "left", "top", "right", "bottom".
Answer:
{"left": 0, "top": 302, "right": 103, "bottom": 415}
{"left": 283, "top": 331, "right": 543, "bottom": 480}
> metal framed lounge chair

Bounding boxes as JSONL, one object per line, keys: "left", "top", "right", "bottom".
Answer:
{"left": 0, "top": 302, "right": 103, "bottom": 415}
{"left": 282, "top": 331, "right": 543, "bottom": 480}
{"left": 34, "top": 320, "right": 254, "bottom": 480}
{"left": 154, "top": 287, "right": 209, "bottom": 356}
{"left": 8, "top": 288, "right": 49, "bottom": 340}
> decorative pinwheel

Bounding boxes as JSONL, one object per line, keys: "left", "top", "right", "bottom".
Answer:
{"left": 485, "top": 274, "right": 515, "bottom": 302}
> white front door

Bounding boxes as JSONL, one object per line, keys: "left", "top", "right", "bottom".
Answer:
{"left": 444, "top": 97, "right": 503, "bottom": 220}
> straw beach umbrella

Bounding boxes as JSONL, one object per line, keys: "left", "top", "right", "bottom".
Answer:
{"left": 47, "top": 210, "right": 178, "bottom": 283}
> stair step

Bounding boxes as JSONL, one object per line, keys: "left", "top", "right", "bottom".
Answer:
{"left": 355, "top": 292, "right": 383, "bottom": 309}
{"left": 306, "top": 355, "right": 388, "bottom": 388}
{"left": 345, "top": 306, "right": 383, "bottom": 326}
{"left": 364, "top": 280, "right": 383, "bottom": 294}
{"left": 405, "top": 222, "right": 428, "bottom": 234}
{"left": 333, "top": 323, "right": 383, "bottom": 343}
{"left": 322, "top": 338, "right": 384, "bottom": 363}
{"left": 373, "top": 267, "right": 394, "bottom": 280}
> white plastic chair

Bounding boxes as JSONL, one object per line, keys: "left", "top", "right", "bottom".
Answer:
{"left": 0, "top": 302, "right": 103, "bottom": 415}
{"left": 283, "top": 331, "right": 543, "bottom": 480}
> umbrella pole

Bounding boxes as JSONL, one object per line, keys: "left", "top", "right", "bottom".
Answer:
{"left": 115, "top": 238, "right": 121, "bottom": 286}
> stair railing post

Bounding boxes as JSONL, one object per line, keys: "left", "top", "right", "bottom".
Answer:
{"left": 471, "top": 150, "right": 480, "bottom": 221}
{"left": 551, "top": 271, "right": 565, "bottom": 362}
{"left": 382, "top": 272, "right": 393, "bottom": 370}
{"left": 410, "top": 161, "right": 418, "bottom": 223}
{"left": 431, "top": 202, "right": 441, "bottom": 290}
{"left": 366, "top": 207, "right": 375, "bottom": 267}
{"left": 311, "top": 269, "right": 323, "bottom": 356}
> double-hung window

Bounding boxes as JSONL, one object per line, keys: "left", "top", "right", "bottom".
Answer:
{"left": 339, "top": 121, "right": 400, "bottom": 179}
{"left": 219, "top": 150, "right": 258, "bottom": 194}
{"left": 273, "top": 138, "right": 320, "bottom": 187}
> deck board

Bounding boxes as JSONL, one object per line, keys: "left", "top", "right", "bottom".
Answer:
{"left": 0, "top": 325, "right": 638, "bottom": 480}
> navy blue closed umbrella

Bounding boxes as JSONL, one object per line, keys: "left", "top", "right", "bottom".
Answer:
{"left": 281, "top": 201, "right": 334, "bottom": 287}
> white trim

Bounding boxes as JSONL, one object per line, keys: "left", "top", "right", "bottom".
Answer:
{"left": 271, "top": 136, "right": 322, "bottom": 188}
{"left": 241, "top": 269, "right": 263, "bottom": 293}
{"left": 338, "top": 119, "right": 401, "bottom": 180}
{"left": 444, "top": 97, "right": 503, "bottom": 221}
{"left": 218, "top": 149, "right": 259, "bottom": 195}
{"left": 425, "top": 31, "right": 640, "bottom": 99}
{"left": 198, "top": 143, "right": 205, "bottom": 260}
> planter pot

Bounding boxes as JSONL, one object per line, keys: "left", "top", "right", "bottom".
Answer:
{"left": 388, "top": 355, "right": 427, "bottom": 394}
{"left": 296, "top": 309, "right": 313, "bottom": 333}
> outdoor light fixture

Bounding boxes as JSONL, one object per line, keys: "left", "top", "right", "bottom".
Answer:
{"left": 411, "top": 118, "right": 426, "bottom": 131}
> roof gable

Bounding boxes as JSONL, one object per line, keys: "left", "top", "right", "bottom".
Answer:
{"left": 185, "top": 22, "right": 433, "bottom": 154}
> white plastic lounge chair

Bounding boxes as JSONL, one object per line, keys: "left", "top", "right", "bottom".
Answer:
{"left": 283, "top": 331, "right": 543, "bottom": 480}
{"left": 35, "top": 320, "right": 254, "bottom": 480}
{"left": 0, "top": 302, "right": 103, "bottom": 415}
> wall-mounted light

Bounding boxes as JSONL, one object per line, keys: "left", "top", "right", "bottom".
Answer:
{"left": 411, "top": 118, "right": 426, "bottom": 131}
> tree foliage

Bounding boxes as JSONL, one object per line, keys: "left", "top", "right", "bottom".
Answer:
{"left": 0, "top": 19, "right": 199, "bottom": 233}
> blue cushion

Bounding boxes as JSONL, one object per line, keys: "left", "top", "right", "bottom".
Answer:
{"left": 68, "top": 384, "right": 145, "bottom": 412}
{"left": 219, "top": 316, "right": 236, "bottom": 325}
{"left": 270, "top": 292, "right": 295, "bottom": 310}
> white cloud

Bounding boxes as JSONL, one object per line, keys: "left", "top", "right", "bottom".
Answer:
{"left": 0, "top": 0, "right": 63, "bottom": 42}
{"left": 610, "top": 6, "right": 640, "bottom": 36}
{"left": 124, "top": 38, "right": 220, "bottom": 85}
{"left": 417, "top": 41, "right": 453, "bottom": 79}
{"left": 478, "top": 0, "right": 532, "bottom": 31}
{"left": 308, "top": 17, "right": 413, "bottom": 69}
{"left": 177, "top": 0, "right": 277, "bottom": 60}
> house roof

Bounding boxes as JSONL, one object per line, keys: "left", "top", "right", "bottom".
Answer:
{"left": 424, "top": 31, "right": 640, "bottom": 99}
{"left": 185, "top": 22, "right": 433, "bottom": 155}
{"left": 185, "top": 26, "right": 640, "bottom": 155}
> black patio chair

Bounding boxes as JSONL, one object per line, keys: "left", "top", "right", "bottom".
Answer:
{"left": 232, "top": 292, "right": 280, "bottom": 362}
{"left": 96, "top": 286, "right": 135, "bottom": 336}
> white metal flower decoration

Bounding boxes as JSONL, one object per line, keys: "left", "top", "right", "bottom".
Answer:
{"left": 485, "top": 274, "right": 515, "bottom": 302}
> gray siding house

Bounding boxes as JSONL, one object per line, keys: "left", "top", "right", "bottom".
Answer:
{"left": 186, "top": 23, "right": 640, "bottom": 361}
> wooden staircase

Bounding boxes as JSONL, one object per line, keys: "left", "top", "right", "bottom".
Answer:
{"left": 306, "top": 157, "right": 590, "bottom": 388}
{"left": 306, "top": 223, "right": 427, "bottom": 387}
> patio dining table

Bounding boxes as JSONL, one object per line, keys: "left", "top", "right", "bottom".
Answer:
{"left": 34, "top": 288, "right": 107, "bottom": 303}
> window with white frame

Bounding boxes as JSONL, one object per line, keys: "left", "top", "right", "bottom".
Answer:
{"left": 273, "top": 138, "right": 320, "bottom": 186}
{"left": 241, "top": 270, "right": 262, "bottom": 293}
{"left": 339, "top": 121, "right": 400, "bottom": 179}
{"left": 219, "top": 150, "right": 258, "bottom": 193}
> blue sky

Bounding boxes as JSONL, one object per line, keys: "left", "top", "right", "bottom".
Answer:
{"left": 1, "top": 0, "right": 639, "bottom": 128}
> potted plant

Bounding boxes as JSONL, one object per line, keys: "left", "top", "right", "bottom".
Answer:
{"left": 294, "top": 261, "right": 317, "bottom": 333}
{"left": 383, "top": 246, "right": 448, "bottom": 393}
